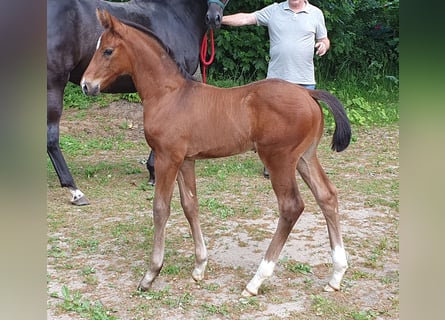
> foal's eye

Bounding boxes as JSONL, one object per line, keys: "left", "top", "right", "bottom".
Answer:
{"left": 103, "top": 48, "right": 113, "bottom": 56}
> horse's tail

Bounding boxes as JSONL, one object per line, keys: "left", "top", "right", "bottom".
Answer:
{"left": 309, "top": 89, "right": 351, "bottom": 152}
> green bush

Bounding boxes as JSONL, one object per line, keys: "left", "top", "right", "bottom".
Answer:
{"left": 209, "top": 0, "right": 399, "bottom": 91}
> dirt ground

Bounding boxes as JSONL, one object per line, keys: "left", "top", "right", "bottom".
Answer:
{"left": 47, "top": 100, "right": 399, "bottom": 319}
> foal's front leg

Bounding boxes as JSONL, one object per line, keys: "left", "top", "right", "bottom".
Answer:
{"left": 138, "top": 159, "right": 179, "bottom": 291}
{"left": 177, "top": 160, "right": 208, "bottom": 281}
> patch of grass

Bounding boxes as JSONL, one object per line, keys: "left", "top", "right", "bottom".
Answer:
{"left": 200, "top": 302, "right": 230, "bottom": 317}
{"left": 199, "top": 197, "right": 235, "bottom": 219}
{"left": 80, "top": 266, "right": 98, "bottom": 285}
{"left": 161, "top": 265, "right": 181, "bottom": 276}
{"left": 120, "top": 92, "right": 142, "bottom": 103}
{"left": 57, "top": 285, "right": 119, "bottom": 320}
{"left": 64, "top": 82, "right": 121, "bottom": 109}
{"left": 317, "top": 76, "right": 399, "bottom": 127}
{"left": 59, "top": 135, "right": 85, "bottom": 156}
{"left": 132, "top": 286, "right": 194, "bottom": 310}
{"left": 132, "top": 286, "right": 171, "bottom": 301}
{"left": 47, "top": 243, "right": 67, "bottom": 259}
{"left": 310, "top": 294, "right": 380, "bottom": 319}
{"left": 285, "top": 261, "right": 313, "bottom": 275}
{"left": 197, "top": 155, "right": 261, "bottom": 178}
{"left": 349, "top": 269, "right": 373, "bottom": 280}
{"left": 364, "top": 237, "right": 392, "bottom": 269}
{"left": 350, "top": 310, "right": 379, "bottom": 320}
{"left": 74, "top": 238, "right": 99, "bottom": 254}
{"left": 202, "top": 282, "right": 220, "bottom": 292}
{"left": 311, "top": 294, "right": 345, "bottom": 317}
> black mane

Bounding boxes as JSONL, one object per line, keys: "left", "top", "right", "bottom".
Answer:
{"left": 120, "top": 19, "right": 196, "bottom": 81}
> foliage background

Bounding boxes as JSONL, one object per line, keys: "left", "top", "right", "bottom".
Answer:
{"left": 208, "top": 0, "right": 399, "bottom": 87}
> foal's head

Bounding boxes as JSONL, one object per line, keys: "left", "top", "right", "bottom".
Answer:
{"left": 82, "top": 9, "right": 191, "bottom": 96}
{"left": 81, "top": 9, "right": 134, "bottom": 96}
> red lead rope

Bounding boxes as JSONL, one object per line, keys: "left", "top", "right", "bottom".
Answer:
{"left": 200, "top": 28, "right": 215, "bottom": 83}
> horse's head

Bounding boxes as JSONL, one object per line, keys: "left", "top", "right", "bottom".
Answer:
{"left": 206, "top": 0, "right": 230, "bottom": 28}
{"left": 82, "top": 9, "right": 130, "bottom": 96}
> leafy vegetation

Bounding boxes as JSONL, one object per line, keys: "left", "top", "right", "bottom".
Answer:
{"left": 210, "top": 0, "right": 398, "bottom": 84}
{"left": 55, "top": 286, "right": 118, "bottom": 320}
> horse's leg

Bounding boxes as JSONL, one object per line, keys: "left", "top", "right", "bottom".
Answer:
{"left": 297, "top": 144, "right": 348, "bottom": 291}
{"left": 176, "top": 159, "right": 208, "bottom": 281}
{"left": 243, "top": 155, "right": 304, "bottom": 296}
{"left": 47, "top": 79, "right": 89, "bottom": 205}
{"left": 146, "top": 150, "right": 155, "bottom": 185}
{"left": 138, "top": 156, "right": 180, "bottom": 291}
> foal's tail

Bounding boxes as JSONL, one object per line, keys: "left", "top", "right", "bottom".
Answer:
{"left": 309, "top": 90, "right": 352, "bottom": 152}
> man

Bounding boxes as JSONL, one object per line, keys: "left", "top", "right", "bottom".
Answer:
{"left": 222, "top": 0, "right": 330, "bottom": 177}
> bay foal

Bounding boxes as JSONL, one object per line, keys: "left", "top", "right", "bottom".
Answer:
{"left": 82, "top": 10, "right": 351, "bottom": 296}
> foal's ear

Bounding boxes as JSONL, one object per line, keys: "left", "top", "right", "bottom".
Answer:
{"left": 96, "top": 9, "right": 116, "bottom": 31}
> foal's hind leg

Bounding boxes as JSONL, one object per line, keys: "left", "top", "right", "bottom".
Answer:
{"left": 297, "top": 145, "right": 348, "bottom": 291}
{"left": 244, "top": 160, "right": 304, "bottom": 296}
{"left": 176, "top": 160, "right": 208, "bottom": 282}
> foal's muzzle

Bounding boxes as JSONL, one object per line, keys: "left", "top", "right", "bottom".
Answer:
{"left": 81, "top": 80, "right": 100, "bottom": 96}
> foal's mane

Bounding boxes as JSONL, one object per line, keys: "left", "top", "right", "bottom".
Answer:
{"left": 119, "top": 19, "right": 195, "bottom": 81}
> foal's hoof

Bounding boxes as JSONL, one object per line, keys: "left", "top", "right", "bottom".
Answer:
{"left": 192, "top": 270, "right": 205, "bottom": 282}
{"left": 241, "top": 288, "right": 257, "bottom": 297}
{"left": 137, "top": 280, "right": 152, "bottom": 292}
{"left": 323, "top": 282, "right": 340, "bottom": 292}
{"left": 71, "top": 195, "right": 90, "bottom": 206}
{"left": 148, "top": 177, "right": 155, "bottom": 186}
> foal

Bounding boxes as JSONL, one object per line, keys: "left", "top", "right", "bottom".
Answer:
{"left": 82, "top": 9, "right": 351, "bottom": 296}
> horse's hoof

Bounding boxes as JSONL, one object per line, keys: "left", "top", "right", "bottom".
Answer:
{"left": 241, "top": 288, "right": 257, "bottom": 297}
{"left": 192, "top": 270, "right": 204, "bottom": 282}
{"left": 148, "top": 178, "right": 155, "bottom": 186}
{"left": 137, "top": 281, "right": 151, "bottom": 292}
{"left": 262, "top": 167, "right": 270, "bottom": 179}
{"left": 137, "top": 284, "right": 148, "bottom": 292}
{"left": 323, "top": 283, "right": 340, "bottom": 292}
{"left": 71, "top": 195, "right": 90, "bottom": 206}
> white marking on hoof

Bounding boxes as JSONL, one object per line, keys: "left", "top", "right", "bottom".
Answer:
{"left": 244, "top": 259, "right": 275, "bottom": 296}
{"left": 323, "top": 283, "right": 339, "bottom": 292}
{"left": 69, "top": 189, "right": 89, "bottom": 205}
{"left": 70, "top": 189, "right": 84, "bottom": 201}
{"left": 241, "top": 288, "right": 256, "bottom": 297}
{"left": 192, "top": 267, "right": 205, "bottom": 282}
{"left": 327, "top": 246, "right": 348, "bottom": 291}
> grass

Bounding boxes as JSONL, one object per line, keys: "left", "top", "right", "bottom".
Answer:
{"left": 54, "top": 285, "right": 119, "bottom": 320}
{"left": 64, "top": 82, "right": 122, "bottom": 110}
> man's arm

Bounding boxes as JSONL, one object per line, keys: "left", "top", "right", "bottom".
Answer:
{"left": 222, "top": 13, "right": 257, "bottom": 26}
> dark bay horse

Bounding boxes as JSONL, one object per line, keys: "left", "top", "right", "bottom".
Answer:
{"left": 82, "top": 10, "right": 351, "bottom": 296}
{"left": 47, "top": 0, "right": 227, "bottom": 205}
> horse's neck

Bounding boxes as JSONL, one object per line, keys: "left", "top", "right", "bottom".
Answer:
{"left": 129, "top": 33, "right": 187, "bottom": 100}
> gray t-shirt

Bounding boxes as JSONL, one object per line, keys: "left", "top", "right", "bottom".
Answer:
{"left": 255, "top": 1, "right": 327, "bottom": 85}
